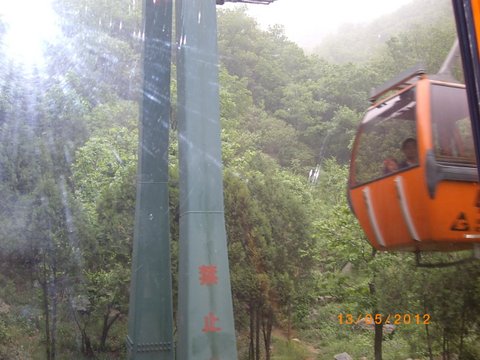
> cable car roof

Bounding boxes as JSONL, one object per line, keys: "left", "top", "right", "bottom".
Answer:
{"left": 369, "top": 64, "right": 426, "bottom": 104}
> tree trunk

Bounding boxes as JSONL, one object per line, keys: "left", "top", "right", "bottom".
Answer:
{"left": 50, "top": 262, "right": 57, "bottom": 360}
{"left": 425, "top": 320, "right": 433, "bottom": 360}
{"left": 70, "top": 300, "right": 95, "bottom": 358}
{"left": 99, "top": 307, "right": 121, "bottom": 350}
{"left": 83, "top": 330, "right": 95, "bottom": 358}
{"left": 442, "top": 329, "right": 447, "bottom": 360}
{"left": 255, "top": 306, "right": 261, "bottom": 360}
{"left": 374, "top": 320, "right": 383, "bottom": 360}
{"left": 369, "top": 280, "right": 382, "bottom": 360}
{"left": 287, "top": 302, "right": 291, "bottom": 341}
{"left": 262, "top": 310, "right": 273, "bottom": 360}
{"left": 424, "top": 303, "right": 433, "bottom": 360}
{"left": 249, "top": 303, "right": 255, "bottom": 360}
{"left": 41, "top": 256, "right": 51, "bottom": 360}
{"left": 446, "top": 337, "right": 450, "bottom": 360}
{"left": 459, "top": 298, "right": 467, "bottom": 359}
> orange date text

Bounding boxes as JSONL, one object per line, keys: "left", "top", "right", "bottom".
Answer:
{"left": 338, "top": 313, "right": 431, "bottom": 325}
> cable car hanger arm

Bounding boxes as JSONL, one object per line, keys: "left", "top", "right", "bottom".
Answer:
{"left": 415, "top": 251, "right": 478, "bottom": 268}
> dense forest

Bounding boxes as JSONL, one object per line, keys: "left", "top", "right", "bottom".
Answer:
{"left": 0, "top": 0, "right": 479, "bottom": 359}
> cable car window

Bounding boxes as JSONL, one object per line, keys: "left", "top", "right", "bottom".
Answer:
{"left": 431, "top": 84, "right": 476, "bottom": 166}
{"left": 353, "top": 88, "right": 417, "bottom": 185}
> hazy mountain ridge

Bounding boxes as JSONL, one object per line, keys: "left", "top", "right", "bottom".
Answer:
{"left": 312, "top": 0, "right": 453, "bottom": 63}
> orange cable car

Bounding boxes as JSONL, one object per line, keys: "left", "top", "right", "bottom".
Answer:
{"left": 348, "top": 66, "right": 480, "bottom": 254}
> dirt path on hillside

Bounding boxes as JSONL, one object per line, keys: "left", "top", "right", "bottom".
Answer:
{"left": 272, "top": 328, "right": 320, "bottom": 360}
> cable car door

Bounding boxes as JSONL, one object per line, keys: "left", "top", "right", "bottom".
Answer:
{"left": 426, "top": 81, "right": 480, "bottom": 250}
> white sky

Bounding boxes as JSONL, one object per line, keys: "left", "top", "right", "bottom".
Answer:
{"left": 0, "top": 0, "right": 59, "bottom": 66}
{"left": 225, "top": 0, "right": 414, "bottom": 48}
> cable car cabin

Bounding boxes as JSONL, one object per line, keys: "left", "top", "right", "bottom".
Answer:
{"left": 348, "top": 68, "right": 480, "bottom": 252}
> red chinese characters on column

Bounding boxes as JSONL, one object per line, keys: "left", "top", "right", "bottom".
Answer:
{"left": 199, "top": 265, "right": 221, "bottom": 333}
{"left": 199, "top": 264, "right": 218, "bottom": 285}
{"left": 202, "top": 312, "right": 222, "bottom": 333}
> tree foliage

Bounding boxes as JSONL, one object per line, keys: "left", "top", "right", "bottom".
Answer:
{"left": 1, "top": 0, "right": 479, "bottom": 359}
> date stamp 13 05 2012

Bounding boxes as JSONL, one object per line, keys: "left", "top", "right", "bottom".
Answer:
{"left": 338, "top": 313, "right": 431, "bottom": 325}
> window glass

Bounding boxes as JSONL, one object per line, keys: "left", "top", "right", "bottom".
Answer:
{"left": 431, "top": 84, "right": 476, "bottom": 166}
{"left": 354, "top": 88, "right": 417, "bottom": 185}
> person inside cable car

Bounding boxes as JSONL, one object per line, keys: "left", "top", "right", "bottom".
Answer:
{"left": 399, "top": 138, "right": 418, "bottom": 168}
{"left": 382, "top": 157, "right": 399, "bottom": 174}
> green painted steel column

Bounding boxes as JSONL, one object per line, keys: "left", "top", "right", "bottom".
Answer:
{"left": 126, "top": 0, "right": 174, "bottom": 359}
{"left": 176, "top": 0, "right": 238, "bottom": 358}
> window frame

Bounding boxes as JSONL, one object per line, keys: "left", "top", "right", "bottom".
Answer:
{"left": 350, "top": 86, "right": 419, "bottom": 188}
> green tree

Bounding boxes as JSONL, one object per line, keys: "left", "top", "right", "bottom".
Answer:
{"left": 224, "top": 152, "right": 316, "bottom": 359}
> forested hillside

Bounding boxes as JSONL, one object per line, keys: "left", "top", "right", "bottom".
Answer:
{"left": 313, "top": 0, "right": 454, "bottom": 64}
{"left": 0, "top": 0, "right": 479, "bottom": 359}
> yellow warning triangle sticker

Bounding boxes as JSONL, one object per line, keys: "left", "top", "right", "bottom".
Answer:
{"left": 450, "top": 212, "right": 470, "bottom": 231}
